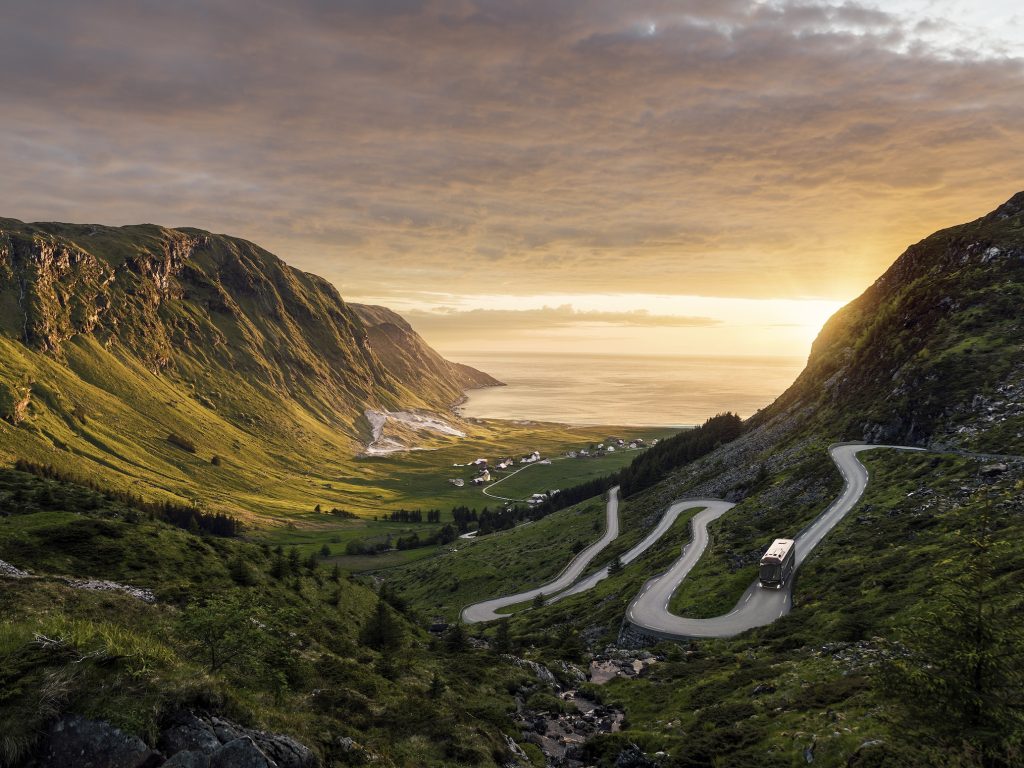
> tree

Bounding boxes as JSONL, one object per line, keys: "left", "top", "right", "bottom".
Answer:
{"left": 444, "top": 622, "right": 468, "bottom": 653}
{"left": 320, "top": 543, "right": 331, "bottom": 558}
{"left": 180, "top": 594, "right": 266, "bottom": 673}
{"left": 608, "top": 555, "right": 623, "bottom": 576}
{"left": 228, "top": 555, "right": 257, "bottom": 586}
{"left": 330, "top": 563, "right": 342, "bottom": 582}
{"left": 532, "top": 593, "right": 545, "bottom": 609}
{"left": 428, "top": 672, "right": 446, "bottom": 699}
{"left": 269, "top": 551, "right": 288, "bottom": 580}
{"left": 882, "top": 502, "right": 1024, "bottom": 765}
{"left": 360, "top": 598, "right": 405, "bottom": 653}
{"left": 494, "top": 618, "right": 512, "bottom": 654}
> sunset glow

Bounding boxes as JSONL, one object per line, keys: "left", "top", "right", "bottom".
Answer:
{"left": 2, "top": 1, "right": 1021, "bottom": 361}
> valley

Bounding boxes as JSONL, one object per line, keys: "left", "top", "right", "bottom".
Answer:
{"left": 3, "top": 193, "right": 1024, "bottom": 767}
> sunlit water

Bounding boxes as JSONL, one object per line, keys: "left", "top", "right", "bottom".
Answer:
{"left": 447, "top": 351, "right": 806, "bottom": 427}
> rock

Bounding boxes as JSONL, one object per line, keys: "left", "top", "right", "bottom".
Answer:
{"left": 62, "top": 577, "right": 157, "bottom": 603}
{"left": 209, "top": 716, "right": 245, "bottom": 745}
{"left": 980, "top": 463, "right": 1008, "bottom": 476}
{"left": 38, "top": 714, "right": 164, "bottom": 768}
{"left": 504, "top": 656, "right": 559, "bottom": 688}
{"left": 159, "top": 711, "right": 221, "bottom": 755}
{"left": 251, "top": 733, "right": 314, "bottom": 768}
{"left": 615, "top": 743, "right": 658, "bottom": 768}
{"left": 209, "top": 737, "right": 277, "bottom": 768}
{"left": 0, "top": 558, "right": 30, "bottom": 579}
{"left": 164, "top": 751, "right": 212, "bottom": 768}
{"left": 751, "top": 684, "right": 776, "bottom": 696}
{"left": 503, "top": 734, "right": 529, "bottom": 763}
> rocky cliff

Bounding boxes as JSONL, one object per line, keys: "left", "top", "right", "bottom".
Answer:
{"left": 351, "top": 303, "right": 503, "bottom": 405}
{"left": 0, "top": 219, "right": 494, "bottom": 427}
{"left": 0, "top": 218, "right": 499, "bottom": 515}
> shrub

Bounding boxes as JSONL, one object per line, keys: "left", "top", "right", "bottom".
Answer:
{"left": 167, "top": 432, "right": 197, "bottom": 453}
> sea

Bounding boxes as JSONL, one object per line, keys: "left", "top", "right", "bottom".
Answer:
{"left": 447, "top": 351, "right": 806, "bottom": 427}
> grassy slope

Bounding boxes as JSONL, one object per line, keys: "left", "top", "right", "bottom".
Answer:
{"left": 381, "top": 497, "right": 608, "bottom": 622}
{"left": 483, "top": 449, "right": 1024, "bottom": 766}
{"left": 0, "top": 468, "right": 544, "bottom": 768}
{"left": 0, "top": 329, "right": 669, "bottom": 525}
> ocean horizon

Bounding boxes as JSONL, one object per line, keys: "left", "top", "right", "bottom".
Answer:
{"left": 446, "top": 350, "right": 806, "bottom": 427}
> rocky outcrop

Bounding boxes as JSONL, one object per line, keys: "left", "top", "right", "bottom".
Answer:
{"left": 0, "top": 382, "right": 31, "bottom": 424}
{"left": 0, "top": 558, "right": 30, "bottom": 578}
{"left": 36, "top": 715, "right": 163, "bottom": 768}
{"left": 34, "top": 712, "right": 316, "bottom": 768}
{"left": 157, "top": 711, "right": 316, "bottom": 768}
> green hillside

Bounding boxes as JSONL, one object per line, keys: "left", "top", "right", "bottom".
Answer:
{"left": 382, "top": 193, "right": 1024, "bottom": 766}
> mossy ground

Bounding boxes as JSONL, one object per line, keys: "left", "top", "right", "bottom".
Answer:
{"left": 0, "top": 468, "right": 550, "bottom": 767}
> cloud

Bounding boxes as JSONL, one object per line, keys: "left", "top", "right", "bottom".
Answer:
{"left": 0, "top": 0, "right": 1023, "bottom": 306}
{"left": 403, "top": 304, "right": 720, "bottom": 334}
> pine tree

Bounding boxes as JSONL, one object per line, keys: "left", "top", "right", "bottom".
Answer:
{"left": 360, "top": 598, "right": 405, "bottom": 652}
{"left": 444, "top": 622, "right": 468, "bottom": 653}
{"left": 608, "top": 555, "right": 623, "bottom": 576}
{"left": 532, "top": 592, "right": 545, "bottom": 609}
{"left": 494, "top": 618, "right": 512, "bottom": 654}
{"left": 428, "top": 672, "right": 445, "bottom": 699}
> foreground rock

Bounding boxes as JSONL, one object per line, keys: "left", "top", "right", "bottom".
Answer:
{"left": 506, "top": 656, "right": 626, "bottom": 767}
{"left": 34, "top": 712, "right": 315, "bottom": 768}
{"left": 37, "top": 715, "right": 163, "bottom": 768}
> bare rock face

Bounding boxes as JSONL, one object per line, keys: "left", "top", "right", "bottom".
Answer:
{"left": 158, "top": 711, "right": 222, "bottom": 755}
{"left": 157, "top": 711, "right": 315, "bottom": 768}
{"left": 208, "top": 738, "right": 275, "bottom": 768}
{"left": 37, "top": 715, "right": 164, "bottom": 768}
{"left": 33, "top": 712, "right": 317, "bottom": 768}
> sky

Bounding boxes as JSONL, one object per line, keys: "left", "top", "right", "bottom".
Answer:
{"left": 2, "top": 0, "right": 1023, "bottom": 358}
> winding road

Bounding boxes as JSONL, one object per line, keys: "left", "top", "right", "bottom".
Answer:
{"left": 463, "top": 443, "right": 922, "bottom": 640}
{"left": 460, "top": 486, "right": 622, "bottom": 623}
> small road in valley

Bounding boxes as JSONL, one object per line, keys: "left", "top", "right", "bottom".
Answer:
{"left": 463, "top": 443, "right": 923, "bottom": 639}
{"left": 461, "top": 487, "right": 621, "bottom": 622}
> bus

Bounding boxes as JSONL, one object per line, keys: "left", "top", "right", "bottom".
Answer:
{"left": 759, "top": 538, "right": 795, "bottom": 589}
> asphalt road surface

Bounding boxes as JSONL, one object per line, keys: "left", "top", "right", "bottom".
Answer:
{"left": 462, "top": 443, "right": 920, "bottom": 635}
{"left": 626, "top": 444, "right": 921, "bottom": 639}
{"left": 461, "top": 486, "right": 621, "bottom": 622}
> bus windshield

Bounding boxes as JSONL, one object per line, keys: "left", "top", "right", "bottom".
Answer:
{"left": 760, "top": 564, "right": 780, "bottom": 582}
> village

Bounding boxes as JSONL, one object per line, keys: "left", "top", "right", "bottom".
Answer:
{"left": 446, "top": 435, "right": 661, "bottom": 504}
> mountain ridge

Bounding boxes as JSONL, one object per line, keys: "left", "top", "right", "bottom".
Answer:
{"left": 0, "top": 217, "right": 502, "bottom": 517}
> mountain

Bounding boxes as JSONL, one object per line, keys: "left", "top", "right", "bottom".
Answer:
{"left": 382, "top": 192, "right": 1024, "bottom": 767}
{"left": 351, "top": 303, "right": 502, "bottom": 405}
{"left": 0, "top": 218, "right": 498, "bottom": 515}
{"left": 753, "top": 191, "right": 1024, "bottom": 452}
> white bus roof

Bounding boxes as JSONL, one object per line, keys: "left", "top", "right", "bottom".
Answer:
{"left": 760, "top": 538, "right": 795, "bottom": 564}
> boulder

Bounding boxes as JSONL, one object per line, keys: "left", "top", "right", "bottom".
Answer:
{"left": 164, "top": 751, "right": 211, "bottom": 768}
{"left": 614, "top": 744, "right": 658, "bottom": 768}
{"left": 209, "top": 737, "right": 277, "bottom": 768}
{"left": 38, "top": 715, "right": 164, "bottom": 768}
{"left": 251, "top": 733, "right": 315, "bottom": 768}
{"left": 159, "top": 712, "right": 221, "bottom": 755}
